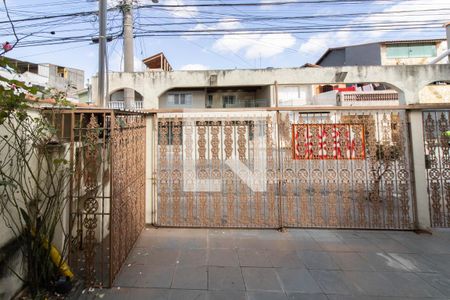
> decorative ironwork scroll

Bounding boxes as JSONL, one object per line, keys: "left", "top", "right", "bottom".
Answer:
{"left": 423, "top": 111, "right": 450, "bottom": 227}
{"left": 292, "top": 123, "right": 365, "bottom": 160}
{"left": 66, "top": 111, "right": 146, "bottom": 288}
{"left": 156, "top": 110, "right": 414, "bottom": 230}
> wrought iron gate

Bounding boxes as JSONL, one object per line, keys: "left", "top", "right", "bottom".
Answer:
{"left": 155, "top": 109, "right": 415, "bottom": 229}
{"left": 423, "top": 110, "right": 450, "bottom": 227}
{"left": 56, "top": 110, "right": 146, "bottom": 287}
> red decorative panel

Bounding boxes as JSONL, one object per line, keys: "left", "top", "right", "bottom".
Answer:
{"left": 292, "top": 123, "right": 365, "bottom": 160}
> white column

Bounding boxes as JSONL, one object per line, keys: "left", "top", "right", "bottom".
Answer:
{"left": 409, "top": 111, "right": 431, "bottom": 230}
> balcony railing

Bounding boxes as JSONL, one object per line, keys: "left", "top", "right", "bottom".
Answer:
{"left": 108, "top": 101, "right": 143, "bottom": 110}
{"left": 221, "top": 99, "right": 270, "bottom": 108}
{"left": 340, "top": 91, "right": 399, "bottom": 106}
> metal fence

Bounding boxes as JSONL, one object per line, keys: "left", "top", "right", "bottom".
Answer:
{"left": 52, "top": 110, "right": 146, "bottom": 287}
{"left": 423, "top": 110, "right": 450, "bottom": 227}
{"left": 155, "top": 109, "right": 415, "bottom": 229}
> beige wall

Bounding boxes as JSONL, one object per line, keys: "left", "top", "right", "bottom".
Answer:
{"left": 159, "top": 90, "right": 206, "bottom": 109}
{"left": 419, "top": 85, "right": 450, "bottom": 103}
{"left": 96, "top": 64, "right": 450, "bottom": 108}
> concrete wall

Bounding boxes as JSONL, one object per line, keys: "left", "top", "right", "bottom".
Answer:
{"left": 419, "top": 85, "right": 450, "bottom": 103}
{"left": 94, "top": 64, "right": 450, "bottom": 107}
{"left": 159, "top": 90, "right": 206, "bottom": 109}
{"left": 45, "top": 64, "right": 85, "bottom": 94}
{"left": 277, "top": 85, "right": 314, "bottom": 106}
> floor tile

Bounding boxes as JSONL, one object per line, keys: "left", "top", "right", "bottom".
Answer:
{"left": 276, "top": 268, "right": 322, "bottom": 293}
{"left": 97, "top": 288, "right": 170, "bottom": 300}
{"left": 208, "top": 249, "right": 239, "bottom": 266}
{"left": 169, "top": 289, "right": 206, "bottom": 300}
{"left": 235, "top": 237, "right": 265, "bottom": 249}
{"left": 309, "top": 270, "right": 357, "bottom": 295}
{"left": 418, "top": 272, "right": 450, "bottom": 295}
{"left": 145, "top": 249, "right": 180, "bottom": 266}
{"left": 237, "top": 249, "right": 271, "bottom": 267}
{"left": 317, "top": 240, "right": 352, "bottom": 252}
{"left": 171, "top": 266, "right": 207, "bottom": 289}
{"left": 247, "top": 291, "right": 288, "bottom": 300}
{"left": 330, "top": 252, "right": 374, "bottom": 271}
{"left": 178, "top": 249, "right": 207, "bottom": 267}
{"left": 358, "top": 252, "right": 411, "bottom": 272}
{"left": 341, "top": 238, "right": 381, "bottom": 252}
{"left": 206, "top": 290, "right": 246, "bottom": 300}
{"left": 208, "top": 237, "right": 237, "bottom": 249}
{"left": 287, "top": 293, "right": 328, "bottom": 300}
{"left": 208, "top": 266, "right": 245, "bottom": 291}
{"left": 297, "top": 251, "right": 340, "bottom": 270}
{"left": 267, "top": 250, "right": 304, "bottom": 268}
{"left": 242, "top": 267, "right": 282, "bottom": 291}
{"left": 382, "top": 271, "right": 444, "bottom": 298}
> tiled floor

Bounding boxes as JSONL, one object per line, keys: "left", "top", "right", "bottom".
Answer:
{"left": 81, "top": 228, "right": 450, "bottom": 300}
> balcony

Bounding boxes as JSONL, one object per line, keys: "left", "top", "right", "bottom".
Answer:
{"left": 339, "top": 91, "right": 399, "bottom": 106}
{"left": 108, "top": 101, "right": 143, "bottom": 110}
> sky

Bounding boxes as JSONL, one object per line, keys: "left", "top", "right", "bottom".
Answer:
{"left": 0, "top": 0, "right": 449, "bottom": 84}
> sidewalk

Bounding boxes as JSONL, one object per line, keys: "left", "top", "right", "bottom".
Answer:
{"left": 82, "top": 227, "right": 450, "bottom": 299}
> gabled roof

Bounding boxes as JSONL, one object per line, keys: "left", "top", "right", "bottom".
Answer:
{"left": 142, "top": 52, "right": 173, "bottom": 71}
{"left": 315, "top": 38, "right": 446, "bottom": 65}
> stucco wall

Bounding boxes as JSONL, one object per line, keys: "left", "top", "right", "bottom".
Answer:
{"left": 419, "top": 85, "right": 450, "bottom": 103}
{"left": 159, "top": 90, "right": 206, "bottom": 109}
{"left": 94, "top": 64, "right": 450, "bottom": 107}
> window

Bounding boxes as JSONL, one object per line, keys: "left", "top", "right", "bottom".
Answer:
{"left": 207, "top": 95, "right": 213, "bottom": 108}
{"left": 57, "top": 66, "right": 66, "bottom": 78}
{"left": 222, "top": 95, "right": 236, "bottom": 107}
{"left": 168, "top": 93, "right": 193, "bottom": 106}
{"left": 386, "top": 43, "right": 437, "bottom": 58}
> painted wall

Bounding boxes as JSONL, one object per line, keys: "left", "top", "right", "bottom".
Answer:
{"left": 419, "top": 85, "right": 450, "bottom": 103}
{"left": 277, "top": 85, "right": 314, "bottom": 106}
{"left": 94, "top": 64, "right": 450, "bottom": 108}
{"left": 159, "top": 90, "right": 206, "bottom": 109}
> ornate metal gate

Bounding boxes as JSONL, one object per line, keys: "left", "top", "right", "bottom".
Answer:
{"left": 423, "top": 110, "right": 450, "bottom": 227}
{"left": 155, "top": 109, "right": 415, "bottom": 229}
{"left": 56, "top": 110, "right": 146, "bottom": 287}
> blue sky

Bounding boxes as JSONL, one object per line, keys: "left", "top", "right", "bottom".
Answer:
{"left": 1, "top": 0, "right": 449, "bottom": 83}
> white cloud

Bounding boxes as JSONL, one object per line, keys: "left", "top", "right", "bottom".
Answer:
{"left": 163, "top": 0, "right": 198, "bottom": 18}
{"left": 208, "top": 19, "right": 296, "bottom": 59}
{"left": 213, "top": 32, "right": 296, "bottom": 59}
{"left": 259, "top": 0, "right": 297, "bottom": 10}
{"left": 180, "top": 64, "right": 209, "bottom": 70}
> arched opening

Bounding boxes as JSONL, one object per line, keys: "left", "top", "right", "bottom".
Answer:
{"left": 109, "top": 89, "right": 144, "bottom": 109}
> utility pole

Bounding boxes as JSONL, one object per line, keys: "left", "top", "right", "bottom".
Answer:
{"left": 98, "top": 0, "right": 107, "bottom": 107}
{"left": 122, "top": 0, "right": 134, "bottom": 109}
{"left": 445, "top": 22, "right": 450, "bottom": 63}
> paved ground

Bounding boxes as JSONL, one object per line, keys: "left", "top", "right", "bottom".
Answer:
{"left": 82, "top": 227, "right": 450, "bottom": 300}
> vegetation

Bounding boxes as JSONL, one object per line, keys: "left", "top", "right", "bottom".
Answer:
{"left": 0, "top": 57, "right": 73, "bottom": 298}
